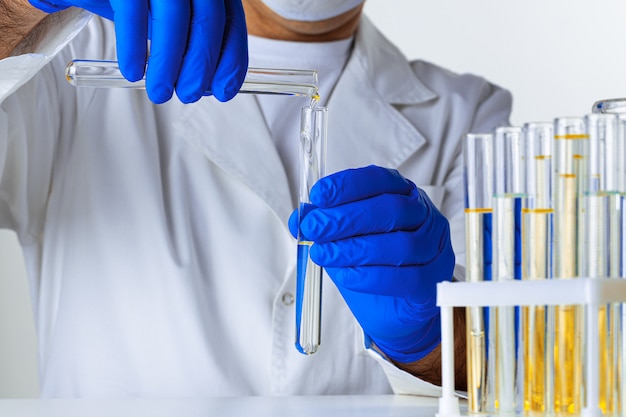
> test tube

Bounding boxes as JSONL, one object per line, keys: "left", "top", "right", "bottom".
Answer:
{"left": 592, "top": 98, "right": 626, "bottom": 115}
{"left": 491, "top": 126, "right": 524, "bottom": 414}
{"left": 592, "top": 101, "right": 626, "bottom": 416}
{"left": 553, "top": 117, "right": 586, "bottom": 415}
{"left": 65, "top": 59, "right": 319, "bottom": 98}
{"left": 582, "top": 114, "right": 620, "bottom": 415}
{"left": 618, "top": 115, "right": 626, "bottom": 417}
{"left": 464, "top": 133, "right": 493, "bottom": 414}
{"left": 295, "top": 106, "right": 327, "bottom": 355}
{"left": 521, "top": 122, "right": 553, "bottom": 414}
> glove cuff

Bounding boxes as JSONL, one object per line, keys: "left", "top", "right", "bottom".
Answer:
{"left": 370, "top": 314, "right": 441, "bottom": 363}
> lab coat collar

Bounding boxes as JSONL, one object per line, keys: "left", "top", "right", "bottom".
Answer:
{"left": 175, "top": 15, "right": 439, "bottom": 225}
{"left": 173, "top": 95, "right": 294, "bottom": 224}
{"left": 325, "top": 16, "right": 437, "bottom": 174}
{"left": 352, "top": 16, "right": 437, "bottom": 105}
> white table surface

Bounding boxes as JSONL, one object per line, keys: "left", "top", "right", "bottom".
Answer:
{"left": 0, "top": 395, "right": 442, "bottom": 417}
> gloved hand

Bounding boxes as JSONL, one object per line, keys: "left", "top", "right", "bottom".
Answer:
{"left": 288, "top": 165, "right": 455, "bottom": 363}
{"left": 29, "top": 0, "right": 248, "bottom": 104}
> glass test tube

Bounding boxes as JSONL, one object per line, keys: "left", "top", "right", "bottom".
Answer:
{"left": 521, "top": 122, "right": 553, "bottom": 414}
{"left": 592, "top": 98, "right": 626, "bottom": 115}
{"left": 593, "top": 101, "right": 626, "bottom": 416}
{"left": 464, "top": 133, "right": 493, "bottom": 414}
{"left": 65, "top": 60, "right": 320, "bottom": 98}
{"left": 295, "top": 106, "right": 327, "bottom": 355}
{"left": 491, "top": 126, "right": 524, "bottom": 414}
{"left": 553, "top": 117, "right": 586, "bottom": 415}
{"left": 618, "top": 115, "right": 626, "bottom": 417}
{"left": 582, "top": 114, "right": 620, "bottom": 415}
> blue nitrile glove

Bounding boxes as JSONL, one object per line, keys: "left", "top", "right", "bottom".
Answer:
{"left": 29, "top": 0, "right": 248, "bottom": 104}
{"left": 288, "top": 165, "right": 455, "bottom": 363}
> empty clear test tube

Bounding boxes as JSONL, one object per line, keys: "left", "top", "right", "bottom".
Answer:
{"left": 490, "top": 126, "right": 524, "bottom": 415}
{"left": 591, "top": 99, "right": 626, "bottom": 416}
{"left": 521, "top": 122, "right": 554, "bottom": 414}
{"left": 295, "top": 106, "right": 327, "bottom": 355}
{"left": 592, "top": 98, "right": 626, "bottom": 115}
{"left": 464, "top": 133, "right": 494, "bottom": 414}
{"left": 65, "top": 59, "right": 320, "bottom": 98}
{"left": 618, "top": 115, "right": 626, "bottom": 417}
{"left": 582, "top": 114, "right": 620, "bottom": 415}
{"left": 553, "top": 117, "right": 586, "bottom": 415}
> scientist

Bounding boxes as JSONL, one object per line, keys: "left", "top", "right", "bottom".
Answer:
{"left": 0, "top": 0, "right": 511, "bottom": 397}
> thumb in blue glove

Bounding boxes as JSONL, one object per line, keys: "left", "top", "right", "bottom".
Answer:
{"left": 288, "top": 165, "right": 455, "bottom": 363}
{"left": 28, "top": 0, "right": 248, "bottom": 104}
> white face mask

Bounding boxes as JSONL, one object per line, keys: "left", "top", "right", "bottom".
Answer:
{"left": 260, "top": 0, "right": 365, "bottom": 22}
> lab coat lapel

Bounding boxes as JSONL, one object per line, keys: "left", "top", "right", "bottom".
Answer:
{"left": 173, "top": 15, "right": 437, "bottom": 219}
{"left": 173, "top": 95, "right": 292, "bottom": 222}
{"left": 326, "top": 16, "right": 438, "bottom": 174}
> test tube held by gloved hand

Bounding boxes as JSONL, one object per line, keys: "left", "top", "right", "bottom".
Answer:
{"left": 295, "top": 106, "right": 328, "bottom": 355}
{"left": 65, "top": 60, "right": 319, "bottom": 98}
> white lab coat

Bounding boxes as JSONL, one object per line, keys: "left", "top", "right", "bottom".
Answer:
{"left": 0, "top": 10, "right": 512, "bottom": 397}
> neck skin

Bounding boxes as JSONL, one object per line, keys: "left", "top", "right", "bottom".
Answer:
{"left": 242, "top": 0, "right": 363, "bottom": 42}
{"left": 0, "top": 0, "right": 47, "bottom": 58}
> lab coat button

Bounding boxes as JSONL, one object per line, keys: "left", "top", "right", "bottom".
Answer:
{"left": 281, "top": 292, "right": 294, "bottom": 306}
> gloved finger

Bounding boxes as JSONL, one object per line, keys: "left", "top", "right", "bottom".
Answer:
{"left": 336, "top": 289, "right": 408, "bottom": 339}
{"left": 301, "top": 189, "right": 429, "bottom": 241}
{"left": 310, "top": 165, "right": 413, "bottom": 208}
{"left": 144, "top": 0, "right": 191, "bottom": 103}
{"left": 332, "top": 287, "right": 439, "bottom": 340}
{"left": 28, "top": 0, "right": 70, "bottom": 13}
{"left": 110, "top": 0, "right": 149, "bottom": 83}
{"left": 326, "top": 265, "right": 436, "bottom": 302}
{"left": 210, "top": 0, "right": 248, "bottom": 102}
{"left": 175, "top": 0, "right": 225, "bottom": 103}
{"left": 310, "top": 223, "right": 450, "bottom": 267}
{"left": 288, "top": 204, "right": 317, "bottom": 240}
{"left": 325, "top": 248, "right": 454, "bottom": 303}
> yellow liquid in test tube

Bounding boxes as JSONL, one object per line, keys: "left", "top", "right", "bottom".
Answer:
{"left": 599, "top": 305, "right": 615, "bottom": 414}
{"left": 522, "top": 208, "right": 552, "bottom": 412}
{"left": 521, "top": 127, "right": 554, "bottom": 414}
{"left": 467, "top": 314, "right": 487, "bottom": 413}
{"left": 553, "top": 174, "right": 582, "bottom": 415}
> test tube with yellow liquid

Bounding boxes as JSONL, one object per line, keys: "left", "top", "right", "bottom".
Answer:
{"left": 464, "top": 133, "right": 493, "bottom": 414}
{"left": 521, "top": 122, "right": 554, "bottom": 414}
{"left": 582, "top": 114, "right": 620, "bottom": 415}
{"left": 553, "top": 117, "right": 586, "bottom": 415}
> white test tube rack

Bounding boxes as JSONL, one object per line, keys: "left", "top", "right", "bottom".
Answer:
{"left": 436, "top": 278, "right": 626, "bottom": 417}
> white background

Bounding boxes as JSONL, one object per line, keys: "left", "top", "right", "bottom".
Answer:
{"left": 1, "top": 0, "right": 626, "bottom": 397}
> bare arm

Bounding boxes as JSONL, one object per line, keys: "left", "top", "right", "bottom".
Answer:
{"left": 393, "top": 307, "right": 467, "bottom": 391}
{"left": 0, "top": 0, "right": 47, "bottom": 59}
